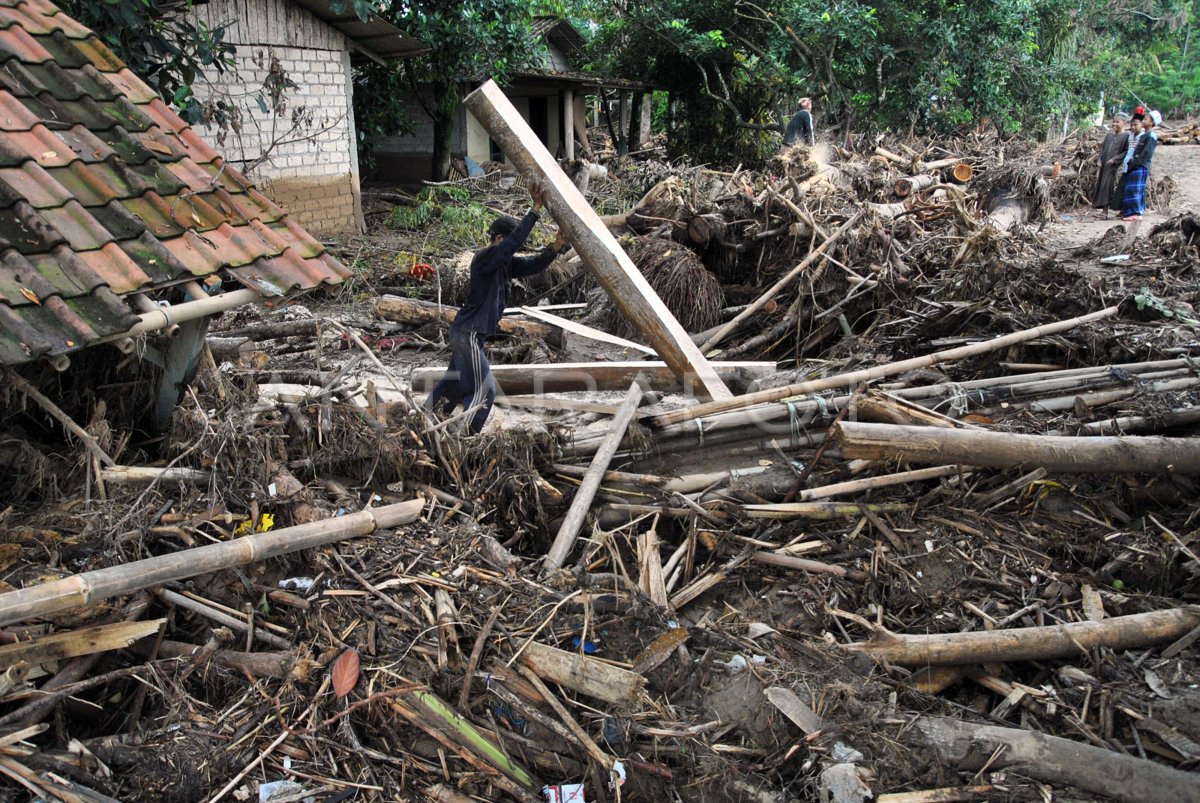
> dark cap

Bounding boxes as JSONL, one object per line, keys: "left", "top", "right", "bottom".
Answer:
{"left": 488, "top": 215, "right": 521, "bottom": 239}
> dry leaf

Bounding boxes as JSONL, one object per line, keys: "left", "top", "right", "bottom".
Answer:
{"left": 19, "top": 287, "right": 39, "bottom": 305}
{"left": 332, "top": 648, "right": 360, "bottom": 697}
{"left": 144, "top": 139, "right": 173, "bottom": 155}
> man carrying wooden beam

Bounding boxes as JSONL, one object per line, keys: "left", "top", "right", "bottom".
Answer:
{"left": 423, "top": 184, "right": 568, "bottom": 434}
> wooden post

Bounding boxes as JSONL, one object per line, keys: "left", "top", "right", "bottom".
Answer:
{"left": 462, "top": 80, "right": 732, "bottom": 401}
{"left": 617, "top": 90, "right": 629, "bottom": 154}
{"left": 563, "top": 88, "right": 575, "bottom": 160}
{"left": 834, "top": 421, "right": 1200, "bottom": 475}
{"left": 544, "top": 380, "right": 644, "bottom": 571}
{"left": 0, "top": 500, "right": 425, "bottom": 628}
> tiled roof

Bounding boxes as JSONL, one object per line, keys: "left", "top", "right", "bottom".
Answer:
{"left": 0, "top": 0, "right": 352, "bottom": 366}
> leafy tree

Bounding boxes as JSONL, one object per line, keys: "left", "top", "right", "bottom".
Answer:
{"left": 355, "top": 1, "right": 546, "bottom": 181}
{"left": 61, "top": 0, "right": 235, "bottom": 122}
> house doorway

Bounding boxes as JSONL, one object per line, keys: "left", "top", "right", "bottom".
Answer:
{"left": 529, "top": 97, "right": 549, "bottom": 147}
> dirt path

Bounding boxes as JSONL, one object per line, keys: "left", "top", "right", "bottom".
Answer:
{"left": 1046, "top": 142, "right": 1200, "bottom": 250}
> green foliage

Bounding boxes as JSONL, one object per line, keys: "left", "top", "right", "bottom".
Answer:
{"left": 61, "top": 0, "right": 235, "bottom": 123}
{"left": 387, "top": 187, "right": 491, "bottom": 244}
{"left": 575, "top": 0, "right": 1197, "bottom": 161}
{"left": 354, "top": 1, "right": 546, "bottom": 179}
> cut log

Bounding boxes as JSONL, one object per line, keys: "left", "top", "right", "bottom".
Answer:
{"left": 518, "top": 641, "right": 646, "bottom": 707}
{"left": 834, "top": 421, "right": 1200, "bottom": 475}
{"left": 0, "top": 500, "right": 425, "bottom": 628}
{"left": 947, "top": 162, "right": 974, "bottom": 184}
{"left": 373, "top": 295, "right": 561, "bottom": 347}
{"left": 544, "top": 380, "right": 644, "bottom": 571}
{"left": 462, "top": 80, "right": 732, "bottom": 400}
{"left": 411, "top": 360, "right": 775, "bottom": 395}
{"left": 652, "top": 306, "right": 1120, "bottom": 428}
{"left": 909, "top": 716, "right": 1200, "bottom": 803}
{"left": 846, "top": 608, "right": 1200, "bottom": 666}
{"left": 895, "top": 174, "right": 938, "bottom": 197}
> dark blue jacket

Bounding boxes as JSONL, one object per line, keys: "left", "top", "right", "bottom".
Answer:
{"left": 783, "top": 109, "right": 814, "bottom": 146}
{"left": 451, "top": 210, "right": 558, "bottom": 335}
{"left": 1128, "top": 130, "right": 1158, "bottom": 171}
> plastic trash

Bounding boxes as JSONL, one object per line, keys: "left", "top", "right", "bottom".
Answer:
{"left": 720, "top": 654, "right": 767, "bottom": 672}
{"left": 543, "top": 783, "right": 586, "bottom": 802}
{"left": 278, "top": 577, "right": 315, "bottom": 592}
{"left": 259, "top": 780, "right": 314, "bottom": 802}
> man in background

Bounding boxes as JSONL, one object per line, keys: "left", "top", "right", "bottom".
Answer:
{"left": 783, "top": 97, "right": 815, "bottom": 147}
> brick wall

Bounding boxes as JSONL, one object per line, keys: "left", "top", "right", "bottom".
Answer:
{"left": 195, "top": 46, "right": 357, "bottom": 234}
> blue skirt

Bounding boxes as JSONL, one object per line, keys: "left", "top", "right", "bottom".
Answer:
{"left": 1121, "top": 166, "right": 1148, "bottom": 217}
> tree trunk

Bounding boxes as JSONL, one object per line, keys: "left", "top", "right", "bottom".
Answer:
{"left": 431, "top": 86, "right": 457, "bottom": 182}
{"left": 628, "top": 91, "right": 645, "bottom": 152}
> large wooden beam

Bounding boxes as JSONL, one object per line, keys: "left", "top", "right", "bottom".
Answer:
{"left": 834, "top": 421, "right": 1200, "bottom": 475}
{"left": 411, "top": 361, "right": 775, "bottom": 395}
{"left": 462, "top": 80, "right": 732, "bottom": 401}
{"left": 373, "top": 295, "right": 561, "bottom": 347}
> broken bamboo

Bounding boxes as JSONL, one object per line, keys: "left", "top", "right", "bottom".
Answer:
{"left": 518, "top": 641, "right": 647, "bottom": 707}
{"left": 834, "top": 421, "right": 1200, "bottom": 475}
{"left": 544, "top": 380, "right": 644, "bottom": 571}
{"left": 847, "top": 608, "right": 1200, "bottom": 666}
{"left": 411, "top": 360, "right": 774, "bottom": 395}
{"left": 0, "top": 499, "right": 425, "bottom": 628}
{"left": 654, "top": 306, "right": 1120, "bottom": 428}
{"left": 462, "top": 79, "right": 732, "bottom": 400}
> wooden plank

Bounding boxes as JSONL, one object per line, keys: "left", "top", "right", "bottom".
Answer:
{"left": 411, "top": 361, "right": 775, "bottom": 394}
{"left": 0, "top": 620, "right": 164, "bottom": 670}
{"left": 518, "top": 641, "right": 646, "bottom": 706}
{"left": 514, "top": 306, "right": 655, "bottom": 354}
{"left": 462, "top": 80, "right": 733, "bottom": 401}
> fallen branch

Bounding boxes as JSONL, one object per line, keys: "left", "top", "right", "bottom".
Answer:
{"left": 846, "top": 608, "right": 1200, "bottom": 666}
{"left": 908, "top": 715, "right": 1200, "bottom": 803}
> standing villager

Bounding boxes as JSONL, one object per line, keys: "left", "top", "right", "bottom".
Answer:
{"left": 783, "top": 97, "right": 815, "bottom": 146}
{"left": 423, "top": 184, "right": 566, "bottom": 434}
{"left": 1121, "top": 110, "right": 1161, "bottom": 222}
{"left": 1092, "top": 116, "right": 1131, "bottom": 218}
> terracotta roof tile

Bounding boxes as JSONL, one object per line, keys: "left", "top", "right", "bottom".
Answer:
{"left": 0, "top": 160, "right": 71, "bottom": 208}
{"left": 36, "top": 200, "right": 115, "bottom": 250}
{"left": 0, "top": 22, "right": 51, "bottom": 62}
{"left": 54, "top": 33, "right": 121, "bottom": 72}
{"left": 0, "top": 1, "right": 350, "bottom": 366}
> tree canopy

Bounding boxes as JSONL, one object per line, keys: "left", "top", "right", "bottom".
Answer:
{"left": 579, "top": 0, "right": 1199, "bottom": 161}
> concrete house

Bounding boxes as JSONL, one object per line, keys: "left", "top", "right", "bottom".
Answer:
{"left": 189, "top": 0, "right": 427, "bottom": 234}
{"left": 374, "top": 17, "right": 649, "bottom": 183}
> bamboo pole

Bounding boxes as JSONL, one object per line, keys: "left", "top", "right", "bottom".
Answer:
{"left": 1077, "top": 405, "right": 1200, "bottom": 435}
{"left": 834, "top": 422, "right": 1200, "bottom": 475}
{"left": 462, "top": 79, "right": 732, "bottom": 401}
{"left": 653, "top": 306, "right": 1120, "bottom": 428}
{"left": 0, "top": 500, "right": 425, "bottom": 628}
{"left": 750, "top": 551, "right": 869, "bottom": 582}
{"left": 849, "top": 608, "right": 1200, "bottom": 666}
{"left": 700, "top": 210, "right": 864, "bottom": 352}
{"left": 544, "top": 381, "right": 644, "bottom": 571}
{"left": 744, "top": 465, "right": 967, "bottom": 510}
{"left": 100, "top": 466, "right": 212, "bottom": 484}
